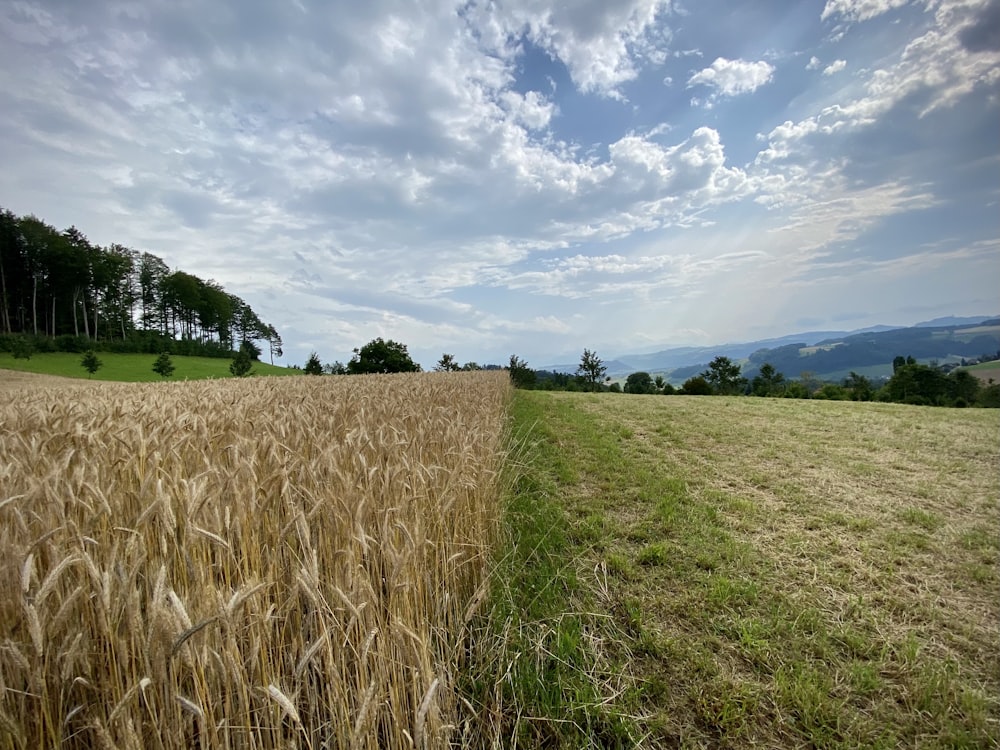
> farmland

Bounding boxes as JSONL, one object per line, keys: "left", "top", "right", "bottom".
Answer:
{"left": 0, "top": 371, "right": 511, "bottom": 748}
{"left": 2, "top": 371, "right": 997, "bottom": 748}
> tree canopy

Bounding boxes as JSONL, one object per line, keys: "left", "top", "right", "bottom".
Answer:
{"left": 624, "top": 371, "right": 656, "bottom": 394}
{"left": 701, "top": 356, "right": 746, "bottom": 395}
{"left": 0, "top": 205, "right": 279, "bottom": 357}
{"left": 348, "top": 338, "right": 421, "bottom": 374}
{"left": 576, "top": 348, "right": 607, "bottom": 391}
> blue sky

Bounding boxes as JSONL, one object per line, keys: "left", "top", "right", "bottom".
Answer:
{"left": 1, "top": 0, "right": 997, "bottom": 368}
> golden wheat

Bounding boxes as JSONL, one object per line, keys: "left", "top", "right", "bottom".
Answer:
{"left": 0, "top": 371, "right": 512, "bottom": 749}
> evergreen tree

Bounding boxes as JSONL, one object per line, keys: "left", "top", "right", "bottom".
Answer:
{"left": 229, "top": 349, "right": 253, "bottom": 377}
{"left": 304, "top": 352, "right": 323, "bottom": 375}
{"left": 81, "top": 350, "right": 102, "bottom": 378}
{"left": 152, "top": 351, "right": 175, "bottom": 378}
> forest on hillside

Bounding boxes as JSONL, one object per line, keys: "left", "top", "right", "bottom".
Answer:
{"left": 0, "top": 207, "right": 279, "bottom": 358}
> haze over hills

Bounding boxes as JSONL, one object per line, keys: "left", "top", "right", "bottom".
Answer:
{"left": 541, "top": 315, "right": 1000, "bottom": 382}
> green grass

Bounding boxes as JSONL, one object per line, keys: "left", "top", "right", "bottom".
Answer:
{"left": 475, "top": 391, "right": 999, "bottom": 748}
{"left": 0, "top": 352, "right": 298, "bottom": 381}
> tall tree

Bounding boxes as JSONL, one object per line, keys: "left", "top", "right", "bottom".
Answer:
{"left": 62, "top": 226, "right": 96, "bottom": 339}
{"left": 576, "top": 348, "right": 607, "bottom": 391}
{"left": 265, "top": 324, "right": 283, "bottom": 364}
{"left": 702, "top": 356, "right": 746, "bottom": 395}
{"left": 751, "top": 363, "right": 786, "bottom": 396}
{"left": 138, "top": 252, "right": 169, "bottom": 333}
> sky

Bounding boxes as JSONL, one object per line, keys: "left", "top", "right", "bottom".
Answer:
{"left": 1, "top": 0, "right": 998, "bottom": 369}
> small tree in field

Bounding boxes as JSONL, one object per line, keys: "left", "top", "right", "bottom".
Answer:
{"left": 229, "top": 349, "right": 253, "bottom": 377}
{"left": 508, "top": 354, "right": 536, "bottom": 388}
{"left": 304, "top": 352, "right": 323, "bottom": 375}
{"left": 577, "top": 348, "right": 607, "bottom": 391}
{"left": 11, "top": 337, "right": 34, "bottom": 360}
{"left": 152, "top": 352, "right": 175, "bottom": 379}
{"left": 81, "top": 350, "right": 102, "bottom": 378}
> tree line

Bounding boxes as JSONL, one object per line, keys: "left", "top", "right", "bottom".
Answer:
{"left": 0, "top": 207, "right": 281, "bottom": 360}
{"left": 498, "top": 350, "right": 999, "bottom": 408}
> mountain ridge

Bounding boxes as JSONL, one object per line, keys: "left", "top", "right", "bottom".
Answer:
{"left": 540, "top": 315, "right": 999, "bottom": 380}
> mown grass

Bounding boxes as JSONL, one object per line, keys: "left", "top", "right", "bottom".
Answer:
{"left": 0, "top": 352, "right": 296, "bottom": 381}
{"left": 484, "top": 391, "right": 999, "bottom": 748}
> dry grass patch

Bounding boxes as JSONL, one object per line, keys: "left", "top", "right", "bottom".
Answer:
{"left": 0, "top": 371, "right": 511, "bottom": 749}
{"left": 523, "top": 392, "right": 999, "bottom": 748}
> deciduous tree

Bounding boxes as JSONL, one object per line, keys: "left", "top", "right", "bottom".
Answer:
{"left": 624, "top": 371, "right": 655, "bottom": 394}
{"left": 508, "top": 354, "right": 535, "bottom": 388}
{"left": 81, "top": 350, "right": 102, "bottom": 378}
{"left": 702, "top": 356, "right": 746, "bottom": 395}
{"left": 348, "top": 338, "right": 421, "bottom": 374}
{"left": 577, "top": 348, "right": 607, "bottom": 391}
{"left": 435, "top": 353, "right": 460, "bottom": 372}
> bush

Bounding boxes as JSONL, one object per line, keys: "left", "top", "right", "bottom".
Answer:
{"left": 977, "top": 384, "right": 1000, "bottom": 408}
{"left": 680, "top": 376, "right": 712, "bottom": 395}
{"left": 11, "top": 337, "right": 34, "bottom": 360}
{"left": 55, "top": 335, "right": 91, "bottom": 353}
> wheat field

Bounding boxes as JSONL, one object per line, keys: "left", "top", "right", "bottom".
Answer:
{"left": 0, "top": 371, "right": 512, "bottom": 749}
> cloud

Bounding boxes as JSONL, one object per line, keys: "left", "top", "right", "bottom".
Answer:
{"left": 687, "top": 57, "right": 775, "bottom": 102}
{"left": 463, "top": 0, "right": 673, "bottom": 97}
{"left": 755, "top": 0, "right": 1000, "bottom": 173}
{"left": 822, "top": 59, "right": 847, "bottom": 75}
{"left": 806, "top": 55, "right": 822, "bottom": 70}
{"left": 959, "top": 0, "right": 1000, "bottom": 52}
{"left": 821, "top": 0, "right": 911, "bottom": 23}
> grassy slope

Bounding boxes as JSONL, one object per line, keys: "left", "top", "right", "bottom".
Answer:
{"left": 0, "top": 352, "right": 297, "bottom": 382}
{"left": 961, "top": 360, "right": 1000, "bottom": 384}
{"left": 487, "top": 391, "right": 999, "bottom": 748}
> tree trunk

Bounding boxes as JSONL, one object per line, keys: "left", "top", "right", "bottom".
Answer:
{"left": 81, "top": 292, "right": 90, "bottom": 339}
{"left": 0, "top": 255, "right": 10, "bottom": 334}
{"left": 32, "top": 276, "right": 38, "bottom": 335}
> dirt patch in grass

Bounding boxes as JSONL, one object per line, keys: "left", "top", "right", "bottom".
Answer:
{"left": 522, "top": 392, "right": 999, "bottom": 748}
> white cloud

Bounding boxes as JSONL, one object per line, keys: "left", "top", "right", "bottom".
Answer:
{"left": 755, "top": 0, "right": 1000, "bottom": 169}
{"left": 806, "top": 55, "right": 822, "bottom": 70}
{"left": 821, "top": 0, "right": 911, "bottom": 23}
{"left": 687, "top": 57, "right": 775, "bottom": 100}
{"left": 823, "top": 59, "right": 847, "bottom": 75}
{"left": 463, "top": 0, "right": 673, "bottom": 97}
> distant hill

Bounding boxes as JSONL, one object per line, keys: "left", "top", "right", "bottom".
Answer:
{"left": 546, "top": 315, "right": 1000, "bottom": 383}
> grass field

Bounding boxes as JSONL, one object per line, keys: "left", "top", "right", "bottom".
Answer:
{"left": 0, "top": 352, "right": 296, "bottom": 381}
{"left": 0, "top": 371, "right": 511, "bottom": 749}
{"left": 962, "top": 360, "right": 1000, "bottom": 384}
{"left": 483, "top": 392, "right": 999, "bottom": 748}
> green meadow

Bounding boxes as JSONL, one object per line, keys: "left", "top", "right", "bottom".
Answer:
{"left": 0, "top": 352, "right": 297, "bottom": 382}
